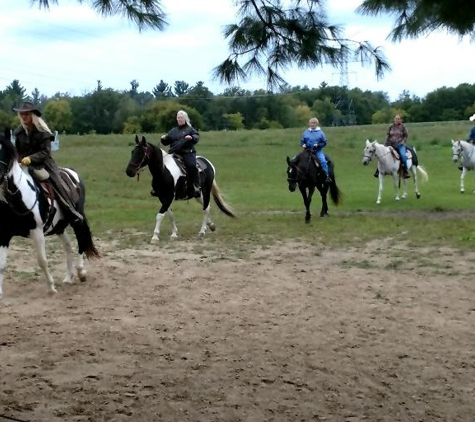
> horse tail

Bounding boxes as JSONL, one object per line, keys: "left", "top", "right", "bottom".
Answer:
{"left": 72, "top": 217, "right": 101, "bottom": 259}
{"left": 211, "top": 180, "right": 236, "bottom": 218}
{"left": 329, "top": 177, "right": 342, "bottom": 205}
{"left": 416, "top": 165, "right": 429, "bottom": 182}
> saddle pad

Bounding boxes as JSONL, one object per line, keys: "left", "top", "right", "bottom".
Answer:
{"left": 59, "top": 168, "right": 80, "bottom": 204}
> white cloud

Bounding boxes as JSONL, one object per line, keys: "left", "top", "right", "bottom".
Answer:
{"left": 0, "top": 0, "right": 473, "bottom": 100}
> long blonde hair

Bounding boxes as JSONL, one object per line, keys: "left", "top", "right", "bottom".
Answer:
{"left": 19, "top": 113, "right": 53, "bottom": 135}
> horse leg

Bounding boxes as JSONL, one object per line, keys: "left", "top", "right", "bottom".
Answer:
{"left": 299, "top": 186, "right": 311, "bottom": 223}
{"left": 198, "top": 204, "right": 212, "bottom": 237}
{"left": 460, "top": 167, "right": 467, "bottom": 193}
{"left": 376, "top": 173, "right": 384, "bottom": 204}
{"left": 30, "top": 228, "right": 57, "bottom": 295}
{"left": 0, "top": 239, "right": 11, "bottom": 300}
{"left": 319, "top": 187, "right": 329, "bottom": 217}
{"left": 392, "top": 173, "right": 400, "bottom": 202}
{"left": 57, "top": 232, "right": 75, "bottom": 284}
{"left": 200, "top": 184, "right": 216, "bottom": 234}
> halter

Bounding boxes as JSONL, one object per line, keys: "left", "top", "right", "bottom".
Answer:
{"left": 453, "top": 141, "right": 474, "bottom": 160}
{"left": 133, "top": 143, "right": 152, "bottom": 181}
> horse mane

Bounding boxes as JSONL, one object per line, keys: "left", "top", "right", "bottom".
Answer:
{"left": 1, "top": 128, "right": 17, "bottom": 160}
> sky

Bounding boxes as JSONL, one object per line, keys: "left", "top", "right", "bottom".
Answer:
{"left": 1, "top": 0, "right": 474, "bottom": 101}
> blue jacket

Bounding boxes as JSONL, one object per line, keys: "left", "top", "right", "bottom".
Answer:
{"left": 300, "top": 127, "right": 327, "bottom": 151}
{"left": 467, "top": 126, "right": 475, "bottom": 143}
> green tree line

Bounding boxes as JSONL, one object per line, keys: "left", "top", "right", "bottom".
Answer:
{"left": 1, "top": 78, "right": 475, "bottom": 135}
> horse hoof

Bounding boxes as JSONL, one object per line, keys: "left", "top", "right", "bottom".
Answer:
{"left": 150, "top": 237, "right": 159, "bottom": 244}
{"left": 48, "top": 288, "right": 58, "bottom": 295}
{"left": 207, "top": 222, "right": 216, "bottom": 232}
{"left": 461, "top": 190, "right": 465, "bottom": 194}
{"left": 62, "top": 277, "right": 73, "bottom": 284}
{"left": 416, "top": 193, "right": 421, "bottom": 199}
{"left": 376, "top": 200, "right": 381, "bottom": 205}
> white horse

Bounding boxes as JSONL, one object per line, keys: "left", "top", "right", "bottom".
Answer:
{"left": 451, "top": 140, "right": 475, "bottom": 193}
{"left": 362, "top": 140, "right": 429, "bottom": 204}
{"left": 0, "top": 129, "right": 100, "bottom": 299}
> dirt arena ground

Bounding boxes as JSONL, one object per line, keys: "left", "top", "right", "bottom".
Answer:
{"left": 0, "top": 235, "right": 474, "bottom": 422}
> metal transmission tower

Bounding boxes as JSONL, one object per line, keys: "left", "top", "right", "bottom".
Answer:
{"left": 332, "top": 56, "right": 357, "bottom": 126}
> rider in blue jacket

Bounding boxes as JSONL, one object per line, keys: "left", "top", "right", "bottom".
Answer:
{"left": 300, "top": 117, "right": 331, "bottom": 183}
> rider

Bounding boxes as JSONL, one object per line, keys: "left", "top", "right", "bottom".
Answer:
{"left": 467, "top": 114, "right": 475, "bottom": 144}
{"left": 160, "top": 110, "right": 201, "bottom": 198}
{"left": 384, "top": 114, "right": 410, "bottom": 179}
{"left": 13, "top": 101, "right": 84, "bottom": 223}
{"left": 300, "top": 117, "right": 331, "bottom": 183}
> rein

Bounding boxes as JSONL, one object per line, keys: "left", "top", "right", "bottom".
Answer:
{"left": 134, "top": 144, "right": 152, "bottom": 181}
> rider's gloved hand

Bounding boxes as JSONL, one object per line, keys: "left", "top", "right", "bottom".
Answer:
{"left": 21, "top": 157, "right": 31, "bottom": 166}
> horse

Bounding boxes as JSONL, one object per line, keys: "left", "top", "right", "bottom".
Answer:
{"left": 362, "top": 140, "right": 429, "bottom": 205}
{"left": 451, "top": 140, "right": 475, "bottom": 193}
{"left": 286, "top": 149, "right": 342, "bottom": 223}
{"left": 0, "top": 128, "right": 100, "bottom": 299}
{"left": 125, "top": 135, "right": 236, "bottom": 241}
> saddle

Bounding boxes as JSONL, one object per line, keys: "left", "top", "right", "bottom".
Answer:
{"left": 171, "top": 155, "right": 206, "bottom": 200}
{"left": 172, "top": 154, "right": 207, "bottom": 174}
{"left": 35, "top": 168, "right": 81, "bottom": 228}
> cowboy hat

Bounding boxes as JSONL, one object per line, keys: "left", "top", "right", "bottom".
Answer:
{"left": 469, "top": 114, "right": 475, "bottom": 122}
{"left": 13, "top": 101, "right": 42, "bottom": 117}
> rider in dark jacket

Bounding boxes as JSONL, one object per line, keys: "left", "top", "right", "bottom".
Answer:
{"left": 161, "top": 110, "right": 201, "bottom": 198}
{"left": 13, "top": 101, "right": 83, "bottom": 223}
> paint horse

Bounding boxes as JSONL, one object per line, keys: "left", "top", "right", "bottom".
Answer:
{"left": 286, "top": 149, "right": 342, "bottom": 223}
{"left": 451, "top": 140, "right": 475, "bottom": 193}
{"left": 362, "top": 140, "right": 429, "bottom": 204}
{"left": 126, "top": 135, "right": 235, "bottom": 241}
{"left": 0, "top": 128, "right": 99, "bottom": 299}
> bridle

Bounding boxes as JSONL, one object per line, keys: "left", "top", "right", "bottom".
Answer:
{"left": 132, "top": 143, "right": 152, "bottom": 181}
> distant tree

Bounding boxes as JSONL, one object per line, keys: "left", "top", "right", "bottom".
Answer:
{"left": 173, "top": 81, "right": 190, "bottom": 97}
{"left": 44, "top": 100, "right": 73, "bottom": 133}
{"left": 223, "top": 112, "right": 245, "bottom": 130}
{"left": 129, "top": 79, "right": 140, "bottom": 99}
{"left": 152, "top": 80, "right": 174, "bottom": 98}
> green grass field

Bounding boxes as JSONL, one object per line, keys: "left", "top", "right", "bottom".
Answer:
{"left": 54, "top": 121, "right": 475, "bottom": 250}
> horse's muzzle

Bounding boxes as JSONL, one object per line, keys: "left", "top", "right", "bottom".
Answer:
{"left": 125, "top": 166, "right": 137, "bottom": 177}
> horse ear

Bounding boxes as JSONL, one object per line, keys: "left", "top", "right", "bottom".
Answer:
{"left": 135, "top": 135, "right": 139, "bottom": 144}
{"left": 140, "top": 136, "right": 147, "bottom": 146}
{"left": 286, "top": 156, "right": 291, "bottom": 165}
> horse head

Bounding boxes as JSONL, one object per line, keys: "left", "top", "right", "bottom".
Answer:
{"left": 362, "top": 139, "right": 376, "bottom": 166}
{"left": 0, "top": 128, "right": 16, "bottom": 184}
{"left": 126, "top": 135, "right": 152, "bottom": 177}
{"left": 286, "top": 155, "right": 299, "bottom": 192}
{"left": 451, "top": 139, "right": 463, "bottom": 163}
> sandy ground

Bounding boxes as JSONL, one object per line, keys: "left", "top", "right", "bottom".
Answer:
{"left": 0, "top": 234, "right": 474, "bottom": 422}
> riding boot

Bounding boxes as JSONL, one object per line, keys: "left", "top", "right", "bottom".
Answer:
{"left": 53, "top": 184, "right": 84, "bottom": 223}
{"left": 325, "top": 174, "right": 332, "bottom": 184}
{"left": 191, "top": 166, "right": 201, "bottom": 198}
{"left": 374, "top": 169, "right": 379, "bottom": 178}
{"left": 458, "top": 164, "right": 463, "bottom": 171}
{"left": 402, "top": 165, "right": 410, "bottom": 179}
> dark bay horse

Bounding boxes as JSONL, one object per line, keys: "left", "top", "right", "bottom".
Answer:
{"left": 125, "top": 135, "right": 235, "bottom": 241}
{"left": 0, "top": 128, "right": 99, "bottom": 299}
{"left": 286, "top": 149, "right": 341, "bottom": 223}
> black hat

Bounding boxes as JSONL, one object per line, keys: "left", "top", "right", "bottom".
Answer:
{"left": 13, "top": 101, "right": 42, "bottom": 117}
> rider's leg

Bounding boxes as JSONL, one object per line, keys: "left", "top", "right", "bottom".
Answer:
{"left": 49, "top": 173, "right": 84, "bottom": 223}
{"left": 315, "top": 150, "right": 331, "bottom": 182}
{"left": 183, "top": 153, "right": 200, "bottom": 197}
{"left": 397, "top": 144, "right": 410, "bottom": 178}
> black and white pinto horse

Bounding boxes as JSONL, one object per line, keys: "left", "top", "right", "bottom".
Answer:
{"left": 0, "top": 129, "right": 99, "bottom": 299}
{"left": 362, "top": 140, "right": 429, "bottom": 204}
{"left": 451, "top": 140, "right": 475, "bottom": 193}
{"left": 126, "top": 135, "right": 235, "bottom": 241}
{"left": 286, "top": 149, "right": 342, "bottom": 223}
